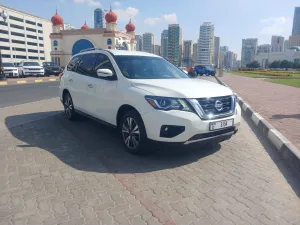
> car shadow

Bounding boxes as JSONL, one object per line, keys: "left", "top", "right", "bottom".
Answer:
{"left": 5, "top": 111, "right": 221, "bottom": 175}
{"left": 271, "top": 114, "right": 300, "bottom": 120}
{"left": 241, "top": 112, "right": 300, "bottom": 198}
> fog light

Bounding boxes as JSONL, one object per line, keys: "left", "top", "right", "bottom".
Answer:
{"left": 160, "top": 125, "right": 185, "bottom": 138}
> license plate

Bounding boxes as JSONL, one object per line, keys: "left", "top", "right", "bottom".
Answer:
{"left": 209, "top": 119, "right": 234, "bottom": 131}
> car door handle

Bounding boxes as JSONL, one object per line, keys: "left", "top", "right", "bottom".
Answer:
{"left": 88, "top": 84, "right": 93, "bottom": 88}
{"left": 69, "top": 79, "right": 73, "bottom": 82}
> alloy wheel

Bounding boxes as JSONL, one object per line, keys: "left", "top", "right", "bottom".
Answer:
{"left": 64, "top": 95, "right": 73, "bottom": 118}
{"left": 122, "top": 117, "right": 140, "bottom": 149}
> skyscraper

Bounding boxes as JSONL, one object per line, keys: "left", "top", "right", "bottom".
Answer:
{"left": 183, "top": 40, "right": 193, "bottom": 67}
{"left": 135, "top": 35, "right": 143, "bottom": 51}
{"left": 257, "top": 44, "right": 271, "bottom": 53}
{"left": 271, "top": 36, "right": 284, "bottom": 52}
{"left": 220, "top": 46, "right": 229, "bottom": 52}
{"left": 292, "top": 7, "right": 300, "bottom": 35}
{"left": 197, "top": 22, "right": 214, "bottom": 65}
{"left": 168, "top": 24, "right": 183, "bottom": 66}
{"left": 161, "top": 30, "right": 168, "bottom": 58}
{"left": 94, "top": 8, "right": 106, "bottom": 28}
{"left": 214, "top": 37, "right": 220, "bottom": 68}
{"left": 241, "top": 38, "right": 258, "bottom": 67}
{"left": 154, "top": 45, "right": 161, "bottom": 56}
{"left": 192, "top": 43, "right": 198, "bottom": 64}
{"left": 284, "top": 40, "right": 289, "bottom": 51}
{"left": 224, "top": 51, "right": 234, "bottom": 68}
{"left": 142, "top": 33, "right": 154, "bottom": 53}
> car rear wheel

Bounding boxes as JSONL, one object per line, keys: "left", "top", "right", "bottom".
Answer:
{"left": 63, "top": 92, "right": 76, "bottom": 120}
{"left": 120, "top": 111, "right": 148, "bottom": 154}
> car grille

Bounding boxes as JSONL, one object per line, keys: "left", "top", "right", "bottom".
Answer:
{"left": 28, "top": 68, "right": 40, "bottom": 71}
{"left": 197, "top": 96, "right": 233, "bottom": 116}
{"left": 4, "top": 69, "right": 14, "bottom": 72}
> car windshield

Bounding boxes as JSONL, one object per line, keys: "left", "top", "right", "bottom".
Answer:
{"left": 44, "top": 62, "right": 58, "bottom": 67}
{"left": 114, "top": 56, "right": 190, "bottom": 79}
{"left": 24, "top": 62, "right": 40, "bottom": 66}
{"left": 2, "top": 63, "right": 15, "bottom": 67}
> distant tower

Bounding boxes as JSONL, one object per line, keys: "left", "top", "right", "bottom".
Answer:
{"left": 51, "top": 10, "right": 64, "bottom": 33}
{"left": 81, "top": 21, "right": 90, "bottom": 30}
{"left": 94, "top": 8, "right": 106, "bottom": 28}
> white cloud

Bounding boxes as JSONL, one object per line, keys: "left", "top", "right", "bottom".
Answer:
{"left": 259, "top": 16, "right": 292, "bottom": 36}
{"left": 114, "top": 7, "right": 139, "bottom": 22}
{"left": 113, "top": 1, "right": 121, "bottom": 7}
{"left": 144, "top": 13, "right": 178, "bottom": 25}
{"left": 73, "top": 0, "right": 101, "bottom": 7}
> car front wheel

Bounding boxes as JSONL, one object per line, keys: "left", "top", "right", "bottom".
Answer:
{"left": 120, "top": 111, "right": 148, "bottom": 154}
{"left": 63, "top": 92, "right": 76, "bottom": 120}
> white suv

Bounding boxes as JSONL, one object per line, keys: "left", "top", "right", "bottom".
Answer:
{"left": 18, "top": 61, "right": 45, "bottom": 77}
{"left": 59, "top": 49, "right": 241, "bottom": 154}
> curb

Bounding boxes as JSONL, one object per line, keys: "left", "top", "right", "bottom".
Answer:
{"left": 215, "top": 76, "right": 300, "bottom": 172}
{"left": 0, "top": 78, "right": 59, "bottom": 86}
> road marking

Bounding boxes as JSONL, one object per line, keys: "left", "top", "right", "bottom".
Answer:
{"left": 17, "top": 80, "right": 27, "bottom": 84}
{"left": 49, "top": 78, "right": 57, "bottom": 81}
{"left": 0, "top": 82, "right": 8, "bottom": 85}
{"left": 35, "top": 79, "right": 43, "bottom": 83}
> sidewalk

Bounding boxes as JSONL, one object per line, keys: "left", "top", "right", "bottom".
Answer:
{"left": 219, "top": 72, "right": 300, "bottom": 149}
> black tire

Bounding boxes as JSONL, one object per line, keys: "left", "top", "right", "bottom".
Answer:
{"left": 63, "top": 92, "right": 77, "bottom": 121}
{"left": 120, "top": 110, "right": 148, "bottom": 154}
{"left": 21, "top": 71, "right": 24, "bottom": 78}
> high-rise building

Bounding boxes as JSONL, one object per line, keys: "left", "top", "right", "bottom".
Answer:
{"left": 197, "top": 22, "right": 214, "bottom": 65}
{"left": 284, "top": 40, "right": 289, "bottom": 51}
{"left": 214, "top": 37, "right": 220, "bottom": 68}
{"left": 289, "top": 35, "right": 300, "bottom": 48}
{"left": 224, "top": 51, "right": 234, "bottom": 68}
{"left": 142, "top": 33, "right": 154, "bottom": 53}
{"left": 292, "top": 7, "right": 300, "bottom": 35}
{"left": 167, "top": 24, "right": 182, "bottom": 66}
{"left": 220, "top": 46, "right": 229, "bottom": 52}
{"left": 154, "top": 45, "right": 161, "bottom": 56}
{"left": 233, "top": 53, "right": 237, "bottom": 68}
{"left": 0, "top": 4, "right": 52, "bottom": 63}
{"left": 257, "top": 44, "right": 271, "bottom": 53}
{"left": 94, "top": 8, "right": 106, "bottom": 28}
{"left": 183, "top": 40, "right": 192, "bottom": 67}
{"left": 241, "top": 38, "right": 258, "bottom": 67}
{"left": 135, "top": 35, "right": 143, "bottom": 51}
{"left": 161, "top": 29, "right": 168, "bottom": 58}
{"left": 192, "top": 43, "right": 198, "bottom": 64}
{"left": 271, "top": 36, "right": 284, "bottom": 52}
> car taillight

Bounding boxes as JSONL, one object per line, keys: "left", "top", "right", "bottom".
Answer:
{"left": 59, "top": 72, "right": 64, "bottom": 80}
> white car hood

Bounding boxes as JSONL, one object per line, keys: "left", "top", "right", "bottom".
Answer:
{"left": 24, "top": 66, "right": 43, "bottom": 69}
{"left": 130, "top": 78, "right": 233, "bottom": 98}
{"left": 4, "top": 67, "right": 17, "bottom": 70}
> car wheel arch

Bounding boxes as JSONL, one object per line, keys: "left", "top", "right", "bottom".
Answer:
{"left": 116, "top": 104, "right": 142, "bottom": 128}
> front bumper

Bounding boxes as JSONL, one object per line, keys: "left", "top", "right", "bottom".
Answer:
{"left": 23, "top": 71, "right": 44, "bottom": 76}
{"left": 142, "top": 104, "right": 241, "bottom": 144}
{"left": 4, "top": 71, "right": 18, "bottom": 77}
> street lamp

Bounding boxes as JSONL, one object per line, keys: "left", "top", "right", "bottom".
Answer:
{"left": 0, "top": 9, "right": 8, "bottom": 22}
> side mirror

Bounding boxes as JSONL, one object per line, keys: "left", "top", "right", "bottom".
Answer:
{"left": 96, "top": 68, "right": 113, "bottom": 78}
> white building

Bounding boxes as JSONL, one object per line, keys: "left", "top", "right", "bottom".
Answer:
{"left": 271, "top": 36, "right": 284, "bottom": 52}
{"left": 254, "top": 48, "right": 300, "bottom": 68}
{"left": 0, "top": 4, "right": 52, "bottom": 63}
{"left": 142, "top": 33, "right": 154, "bottom": 53}
{"left": 183, "top": 40, "right": 192, "bottom": 67}
{"left": 214, "top": 36, "right": 220, "bottom": 68}
{"left": 135, "top": 34, "right": 143, "bottom": 51}
{"left": 50, "top": 9, "right": 136, "bottom": 67}
{"left": 197, "top": 22, "right": 214, "bottom": 66}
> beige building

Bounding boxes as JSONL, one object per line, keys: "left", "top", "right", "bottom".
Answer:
{"left": 50, "top": 9, "right": 136, "bottom": 67}
{"left": 271, "top": 36, "right": 284, "bottom": 52}
{"left": 0, "top": 4, "right": 52, "bottom": 63}
{"left": 142, "top": 33, "right": 154, "bottom": 53}
{"left": 154, "top": 44, "right": 161, "bottom": 56}
{"left": 192, "top": 43, "right": 197, "bottom": 64}
{"left": 289, "top": 35, "right": 300, "bottom": 48}
{"left": 197, "top": 22, "right": 214, "bottom": 66}
{"left": 214, "top": 36, "right": 220, "bottom": 68}
{"left": 183, "top": 40, "right": 192, "bottom": 66}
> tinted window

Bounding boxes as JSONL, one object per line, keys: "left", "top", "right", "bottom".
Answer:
{"left": 9, "top": 16, "right": 23, "bottom": 22}
{"left": 10, "top": 24, "right": 24, "bottom": 30}
{"left": 115, "top": 56, "right": 189, "bottom": 79}
{"left": 1, "top": 54, "right": 11, "bottom": 58}
{"left": 24, "top": 62, "right": 40, "bottom": 66}
{"left": 26, "top": 20, "right": 36, "bottom": 25}
{"left": 28, "top": 42, "right": 37, "bottom": 46}
{"left": 0, "top": 46, "right": 10, "bottom": 50}
{"left": 94, "top": 53, "right": 115, "bottom": 75}
{"left": 26, "top": 27, "right": 36, "bottom": 32}
{"left": 12, "top": 39, "right": 25, "bottom": 44}
{"left": 16, "top": 55, "right": 27, "bottom": 59}
{"left": 37, "top": 23, "right": 42, "bottom": 27}
{"left": 38, "top": 30, "right": 43, "bottom": 34}
{"left": 0, "top": 21, "right": 7, "bottom": 26}
{"left": 14, "top": 47, "right": 26, "bottom": 52}
{"left": 40, "top": 57, "right": 45, "bottom": 60}
{"left": 76, "top": 53, "right": 97, "bottom": 76}
{"left": 67, "top": 55, "right": 81, "bottom": 72}
{"left": 11, "top": 31, "right": 24, "bottom": 37}
{"left": 39, "top": 37, "right": 43, "bottom": 40}
{"left": 3, "top": 63, "right": 15, "bottom": 67}
{"left": 27, "top": 34, "right": 37, "bottom": 39}
{"left": 29, "top": 56, "right": 39, "bottom": 60}
{"left": 0, "top": 37, "right": 9, "bottom": 42}
{"left": 0, "top": 29, "right": 8, "bottom": 34}
{"left": 40, "top": 50, "right": 44, "bottom": 53}
{"left": 28, "top": 49, "right": 38, "bottom": 53}
{"left": 39, "top": 43, "right": 44, "bottom": 47}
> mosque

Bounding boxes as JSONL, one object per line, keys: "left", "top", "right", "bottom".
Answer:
{"left": 49, "top": 8, "right": 136, "bottom": 67}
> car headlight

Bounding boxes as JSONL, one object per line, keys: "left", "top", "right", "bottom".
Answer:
{"left": 145, "top": 96, "right": 193, "bottom": 112}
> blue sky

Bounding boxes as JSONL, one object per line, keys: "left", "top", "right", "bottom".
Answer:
{"left": 1, "top": 0, "right": 299, "bottom": 58}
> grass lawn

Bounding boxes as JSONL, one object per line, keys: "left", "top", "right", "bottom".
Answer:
{"left": 266, "top": 79, "right": 300, "bottom": 88}
{"left": 231, "top": 71, "right": 300, "bottom": 78}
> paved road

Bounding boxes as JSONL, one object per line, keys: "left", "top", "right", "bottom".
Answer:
{"left": 0, "top": 81, "right": 59, "bottom": 108}
{"left": 0, "top": 77, "right": 299, "bottom": 225}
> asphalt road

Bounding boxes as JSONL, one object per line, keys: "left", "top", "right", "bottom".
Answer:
{"left": 0, "top": 81, "right": 59, "bottom": 108}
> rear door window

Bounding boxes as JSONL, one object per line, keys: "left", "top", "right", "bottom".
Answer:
{"left": 76, "top": 53, "right": 97, "bottom": 76}
{"left": 67, "top": 55, "right": 81, "bottom": 72}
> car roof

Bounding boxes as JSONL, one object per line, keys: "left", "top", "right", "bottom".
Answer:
{"left": 105, "top": 50, "right": 160, "bottom": 58}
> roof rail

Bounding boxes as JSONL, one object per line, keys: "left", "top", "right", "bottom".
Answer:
{"left": 80, "top": 48, "right": 103, "bottom": 53}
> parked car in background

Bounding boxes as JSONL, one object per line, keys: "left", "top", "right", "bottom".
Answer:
{"left": 60, "top": 49, "right": 241, "bottom": 154}
{"left": 194, "top": 65, "right": 216, "bottom": 76}
{"left": 179, "top": 67, "right": 188, "bottom": 74}
{"left": 2, "top": 62, "right": 19, "bottom": 78}
{"left": 187, "top": 66, "right": 197, "bottom": 77}
{"left": 18, "top": 61, "right": 45, "bottom": 77}
{"left": 43, "top": 62, "right": 62, "bottom": 76}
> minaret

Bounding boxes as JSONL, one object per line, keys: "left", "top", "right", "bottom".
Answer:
{"left": 125, "top": 18, "right": 137, "bottom": 51}
{"left": 105, "top": 6, "right": 117, "bottom": 32}
{"left": 51, "top": 9, "right": 64, "bottom": 33}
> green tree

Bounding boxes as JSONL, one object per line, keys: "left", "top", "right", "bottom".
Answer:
{"left": 269, "top": 60, "right": 281, "bottom": 68}
{"left": 246, "top": 61, "right": 260, "bottom": 68}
